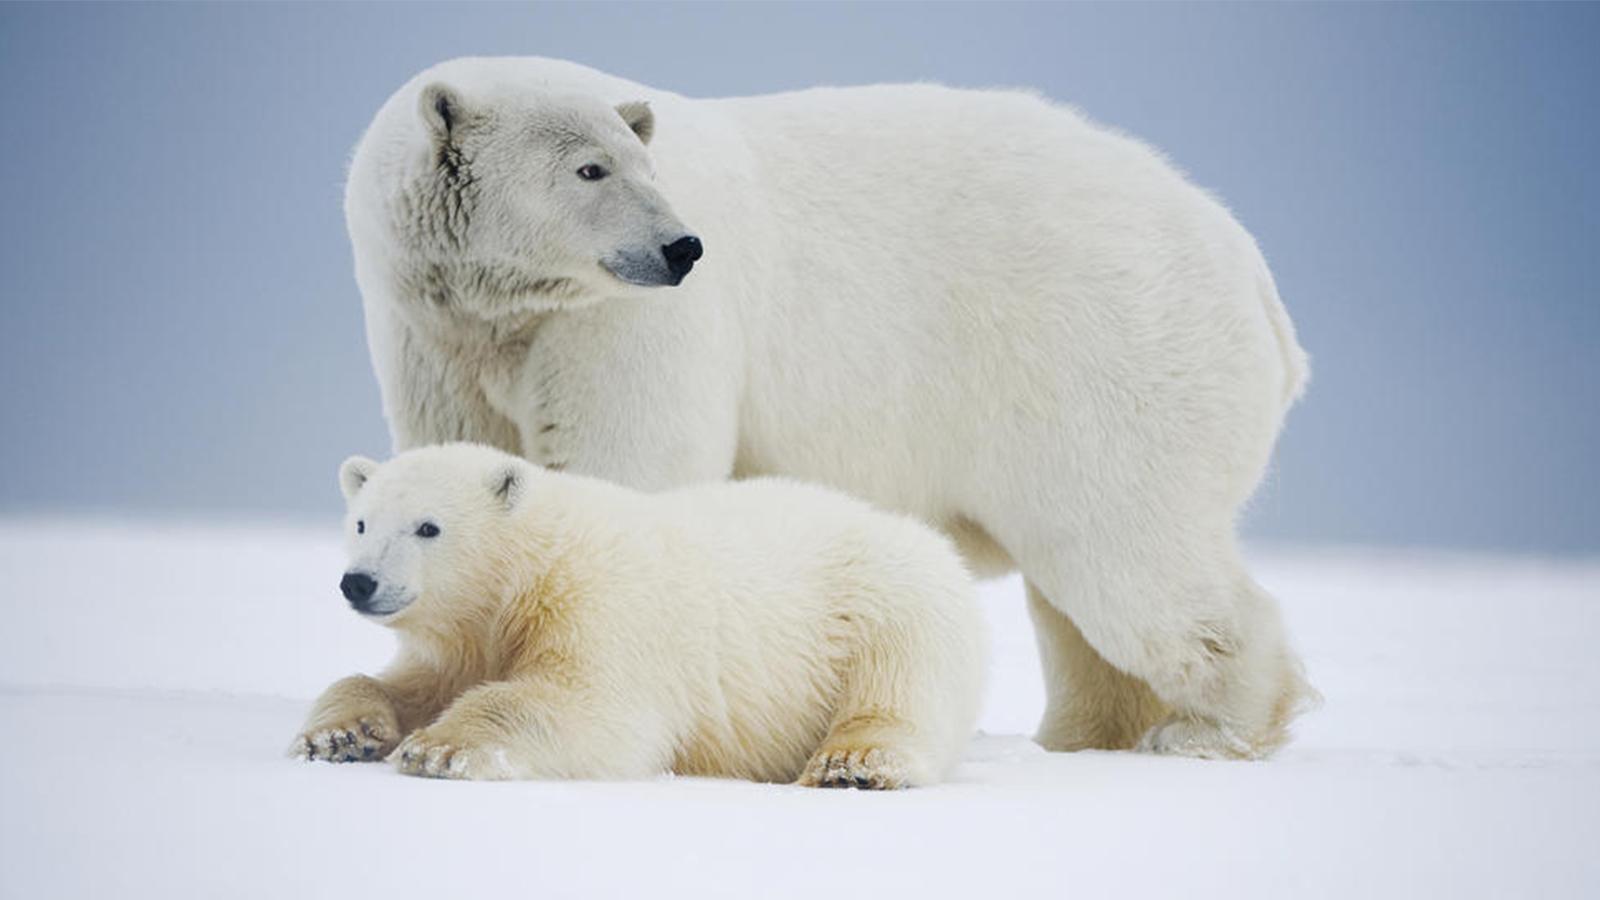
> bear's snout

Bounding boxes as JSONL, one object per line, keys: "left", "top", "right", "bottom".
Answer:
{"left": 340, "top": 571, "right": 379, "bottom": 609}
{"left": 661, "top": 235, "right": 703, "bottom": 282}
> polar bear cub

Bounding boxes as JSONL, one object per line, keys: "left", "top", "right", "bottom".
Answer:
{"left": 290, "top": 443, "right": 986, "bottom": 788}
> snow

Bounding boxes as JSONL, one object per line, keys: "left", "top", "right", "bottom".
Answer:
{"left": 1, "top": 519, "right": 1597, "bottom": 898}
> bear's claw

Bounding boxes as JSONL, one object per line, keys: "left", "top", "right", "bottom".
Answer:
{"left": 391, "top": 732, "right": 505, "bottom": 779}
{"left": 288, "top": 717, "right": 396, "bottom": 763}
{"left": 797, "top": 746, "right": 911, "bottom": 790}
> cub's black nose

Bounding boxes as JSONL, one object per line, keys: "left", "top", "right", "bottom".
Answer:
{"left": 661, "top": 235, "right": 703, "bottom": 281}
{"left": 340, "top": 572, "right": 378, "bottom": 608}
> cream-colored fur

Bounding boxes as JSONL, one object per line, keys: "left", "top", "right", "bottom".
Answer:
{"left": 345, "top": 57, "right": 1314, "bottom": 758}
{"left": 289, "top": 444, "right": 986, "bottom": 787}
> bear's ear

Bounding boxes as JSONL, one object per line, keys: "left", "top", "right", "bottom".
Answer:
{"left": 615, "top": 100, "right": 654, "bottom": 145}
{"left": 488, "top": 464, "right": 524, "bottom": 511}
{"left": 339, "top": 456, "right": 378, "bottom": 501}
{"left": 419, "top": 82, "right": 471, "bottom": 143}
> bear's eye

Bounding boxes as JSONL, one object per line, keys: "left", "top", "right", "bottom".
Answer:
{"left": 415, "top": 522, "right": 441, "bottom": 539}
{"left": 576, "top": 163, "right": 608, "bottom": 181}
{"left": 356, "top": 520, "right": 365, "bottom": 535}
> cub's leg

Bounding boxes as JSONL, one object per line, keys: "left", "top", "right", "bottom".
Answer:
{"left": 392, "top": 678, "right": 670, "bottom": 781}
{"left": 799, "top": 587, "right": 983, "bottom": 790}
{"left": 1027, "top": 583, "right": 1169, "bottom": 751}
{"left": 798, "top": 722, "right": 919, "bottom": 791}
{"left": 289, "top": 663, "right": 458, "bottom": 763}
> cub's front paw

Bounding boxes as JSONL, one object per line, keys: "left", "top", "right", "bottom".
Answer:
{"left": 391, "top": 729, "right": 515, "bottom": 780}
{"left": 288, "top": 715, "right": 399, "bottom": 763}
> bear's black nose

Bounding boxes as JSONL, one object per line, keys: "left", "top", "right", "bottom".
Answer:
{"left": 661, "top": 235, "right": 703, "bottom": 281}
{"left": 340, "top": 572, "right": 378, "bottom": 608}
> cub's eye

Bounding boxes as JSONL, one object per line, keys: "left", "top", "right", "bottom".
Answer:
{"left": 356, "top": 520, "right": 365, "bottom": 535}
{"left": 576, "top": 163, "right": 608, "bottom": 181}
{"left": 415, "top": 522, "right": 441, "bottom": 539}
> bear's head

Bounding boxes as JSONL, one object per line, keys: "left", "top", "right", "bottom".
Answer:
{"left": 335, "top": 444, "right": 533, "bottom": 624}
{"left": 391, "top": 81, "right": 703, "bottom": 317}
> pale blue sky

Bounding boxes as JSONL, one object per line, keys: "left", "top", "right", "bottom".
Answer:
{"left": 1, "top": 2, "right": 1595, "bottom": 554}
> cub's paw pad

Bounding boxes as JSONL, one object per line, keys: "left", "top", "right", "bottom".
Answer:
{"left": 797, "top": 747, "right": 911, "bottom": 790}
{"left": 289, "top": 718, "right": 397, "bottom": 763}
{"left": 1137, "top": 716, "right": 1254, "bottom": 760}
{"left": 391, "top": 732, "right": 512, "bottom": 780}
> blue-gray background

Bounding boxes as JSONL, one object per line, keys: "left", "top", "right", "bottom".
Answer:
{"left": 1, "top": 2, "right": 1595, "bottom": 554}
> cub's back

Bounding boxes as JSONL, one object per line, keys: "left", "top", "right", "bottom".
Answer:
{"left": 662, "top": 477, "right": 970, "bottom": 592}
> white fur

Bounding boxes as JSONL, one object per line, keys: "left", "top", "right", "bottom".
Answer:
{"left": 292, "top": 444, "right": 986, "bottom": 787}
{"left": 345, "top": 58, "right": 1313, "bottom": 758}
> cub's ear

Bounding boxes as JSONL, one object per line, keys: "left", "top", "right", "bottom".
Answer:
{"left": 488, "top": 463, "right": 525, "bottom": 511}
{"left": 339, "top": 456, "right": 378, "bottom": 501}
{"left": 419, "top": 82, "right": 472, "bottom": 143}
{"left": 616, "top": 100, "right": 654, "bottom": 145}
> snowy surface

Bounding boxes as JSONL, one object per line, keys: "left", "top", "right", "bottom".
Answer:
{"left": 1, "top": 518, "right": 1597, "bottom": 898}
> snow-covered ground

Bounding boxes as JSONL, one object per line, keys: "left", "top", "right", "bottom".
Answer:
{"left": 1, "top": 519, "right": 1596, "bottom": 898}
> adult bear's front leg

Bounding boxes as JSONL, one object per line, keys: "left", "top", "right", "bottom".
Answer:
{"left": 368, "top": 306, "right": 522, "bottom": 454}
{"left": 494, "top": 295, "right": 741, "bottom": 490}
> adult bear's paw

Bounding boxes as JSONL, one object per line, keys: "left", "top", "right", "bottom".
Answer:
{"left": 1136, "top": 715, "right": 1257, "bottom": 760}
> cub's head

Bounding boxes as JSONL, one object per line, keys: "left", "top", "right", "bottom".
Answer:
{"left": 335, "top": 444, "right": 532, "bottom": 625}
{"left": 396, "top": 81, "right": 703, "bottom": 314}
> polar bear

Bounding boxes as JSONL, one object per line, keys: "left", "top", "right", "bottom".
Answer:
{"left": 289, "top": 443, "right": 986, "bottom": 787}
{"left": 344, "top": 57, "right": 1313, "bottom": 759}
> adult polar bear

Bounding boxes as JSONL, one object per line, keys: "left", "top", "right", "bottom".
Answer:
{"left": 345, "top": 57, "right": 1312, "bottom": 759}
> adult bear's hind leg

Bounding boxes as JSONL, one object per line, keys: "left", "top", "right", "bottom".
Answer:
{"left": 1027, "top": 582, "right": 1168, "bottom": 751}
{"left": 1131, "top": 575, "right": 1317, "bottom": 759}
{"left": 1014, "top": 515, "right": 1314, "bottom": 759}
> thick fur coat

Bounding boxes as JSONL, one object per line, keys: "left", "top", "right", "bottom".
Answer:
{"left": 291, "top": 444, "right": 986, "bottom": 786}
{"left": 345, "top": 57, "right": 1312, "bottom": 758}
